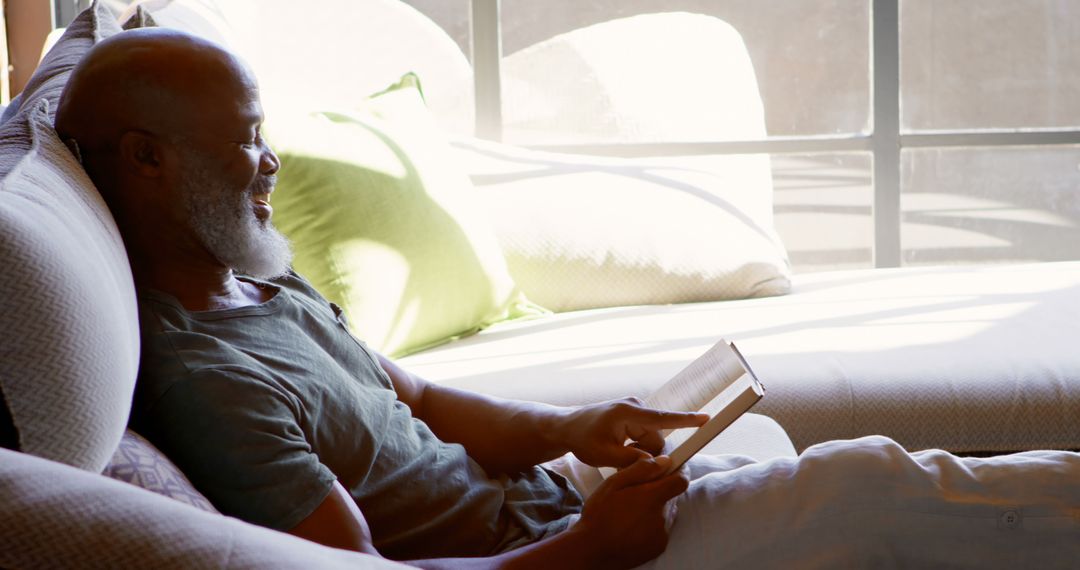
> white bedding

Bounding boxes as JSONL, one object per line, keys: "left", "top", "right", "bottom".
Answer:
{"left": 401, "top": 262, "right": 1080, "bottom": 453}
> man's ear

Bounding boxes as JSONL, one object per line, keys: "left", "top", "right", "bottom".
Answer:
{"left": 118, "top": 130, "right": 164, "bottom": 177}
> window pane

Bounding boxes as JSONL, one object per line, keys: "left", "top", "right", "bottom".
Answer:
{"left": 901, "top": 146, "right": 1080, "bottom": 265}
{"left": 774, "top": 153, "right": 873, "bottom": 272}
{"left": 901, "top": 0, "right": 1080, "bottom": 132}
{"left": 499, "top": 0, "right": 870, "bottom": 145}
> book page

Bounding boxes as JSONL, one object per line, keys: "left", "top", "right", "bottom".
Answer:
{"left": 600, "top": 340, "right": 765, "bottom": 479}
{"left": 664, "top": 374, "right": 764, "bottom": 472}
{"left": 644, "top": 340, "right": 747, "bottom": 437}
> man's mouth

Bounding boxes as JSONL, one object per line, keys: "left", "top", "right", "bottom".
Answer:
{"left": 252, "top": 191, "right": 273, "bottom": 220}
{"left": 250, "top": 176, "right": 277, "bottom": 221}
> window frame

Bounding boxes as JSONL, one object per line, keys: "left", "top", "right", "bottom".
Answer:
{"left": 469, "top": 0, "right": 1080, "bottom": 268}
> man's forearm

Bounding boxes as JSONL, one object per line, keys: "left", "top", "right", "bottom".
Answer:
{"left": 419, "top": 382, "right": 574, "bottom": 473}
{"left": 375, "top": 354, "right": 703, "bottom": 474}
{"left": 376, "top": 354, "right": 570, "bottom": 473}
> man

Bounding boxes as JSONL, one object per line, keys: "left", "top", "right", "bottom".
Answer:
{"left": 56, "top": 28, "right": 1080, "bottom": 568}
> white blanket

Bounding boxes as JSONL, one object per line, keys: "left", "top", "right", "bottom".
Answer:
{"left": 644, "top": 437, "right": 1080, "bottom": 568}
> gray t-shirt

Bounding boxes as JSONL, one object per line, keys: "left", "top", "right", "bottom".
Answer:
{"left": 132, "top": 272, "right": 582, "bottom": 559}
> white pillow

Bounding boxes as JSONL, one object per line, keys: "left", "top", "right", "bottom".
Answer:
{"left": 0, "top": 100, "right": 139, "bottom": 472}
{"left": 501, "top": 12, "right": 765, "bottom": 144}
{"left": 124, "top": 0, "right": 475, "bottom": 136}
{"left": 454, "top": 138, "right": 792, "bottom": 312}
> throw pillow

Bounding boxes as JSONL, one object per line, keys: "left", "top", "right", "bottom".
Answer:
{"left": 0, "top": 99, "right": 140, "bottom": 471}
{"left": 0, "top": 0, "right": 122, "bottom": 124}
{"left": 0, "top": 448, "right": 411, "bottom": 570}
{"left": 452, "top": 138, "right": 793, "bottom": 312}
{"left": 267, "top": 77, "right": 541, "bottom": 357}
{"left": 102, "top": 430, "right": 218, "bottom": 513}
{"left": 121, "top": 5, "right": 158, "bottom": 30}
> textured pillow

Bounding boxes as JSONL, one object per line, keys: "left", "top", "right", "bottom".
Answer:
{"left": 452, "top": 138, "right": 792, "bottom": 312}
{"left": 0, "top": 448, "right": 412, "bottom": 569}
{"left": 0, "top": 0, "right": 121, "bottom": 124}
{"left": 268, "top": 78, "right": 541, "bottom": 357}
{"left": 103, "top": 430, "right": 217, "bottom": 512}
{"left": 0, "top": 100, "right": 140, "bottom": 471}
{"left": 121, "top": 5, "right": 158, "bottom": 30}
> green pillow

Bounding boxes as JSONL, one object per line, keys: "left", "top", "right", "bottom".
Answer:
{"left": 267, "top": 77, "right": 542, "bottom": 357}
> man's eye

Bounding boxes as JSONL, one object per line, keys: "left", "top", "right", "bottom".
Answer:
{"left": 241, "top": 132, "right": 263, "bottom": 148}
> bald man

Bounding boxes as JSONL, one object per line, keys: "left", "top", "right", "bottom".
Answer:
{"left": 54, "top": 28, "right": 704, "bottom": 568}
{"left": 55, "top": 28, "right": 1080, "bottom": 570}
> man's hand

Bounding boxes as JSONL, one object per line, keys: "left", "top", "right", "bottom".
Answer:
{"left": 408, "top": 457, "right": 690, "bottom": 570}
{"left": 569, "top": 455, "right": 690, "bottom": 568}
{"left": 556, "top": 397, "right": 708, "bottom": 468}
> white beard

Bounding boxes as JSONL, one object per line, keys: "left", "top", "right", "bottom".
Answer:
{"left": 179, "top": 151, "right": 292, "bottom": 280}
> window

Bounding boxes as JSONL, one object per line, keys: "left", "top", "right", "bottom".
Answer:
{"left": 47, "top": 0, "right": 1079, "bottom": 273}
{"left": 411, "top": 0, "right": 1080, "bottom": 273}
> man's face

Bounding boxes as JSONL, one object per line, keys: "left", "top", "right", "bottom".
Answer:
{"left": 176, "top": 141, "right": 292, "bottom": 280}
{"left": 169, "top": 65, "right": 293, "bottom": 281}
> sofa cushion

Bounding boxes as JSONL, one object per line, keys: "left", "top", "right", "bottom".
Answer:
{"left": 102, "top": 430, "right": 217, "bottom": 513}
{"left": 0, "top": 100, "right": 139, "bottom": 471}
{"left": 0, "top": 448, "right": 409, "bottom": 569}
{"left": 455, "top": 138, "right": 791, "bottom": 312}
{"left": 0, "top": 0, "right": 121, "bottom": 124}
{"left": 400, "top": 262, "right": 1080, "bottom": 454}
{"left": 267, "top": 78, "right": 541, "bottom": 357}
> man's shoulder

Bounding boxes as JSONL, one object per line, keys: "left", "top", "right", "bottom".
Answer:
{"left": 135, "top": 293, "right": 253, "bottom": 368}
{"left": 133, "top": 283, "right": 283, "bottom": 407}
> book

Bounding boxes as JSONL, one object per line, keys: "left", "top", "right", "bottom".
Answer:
{"left": 601, "top": 339, "right": 765, "bottom": 478}
{"left": 649, "top": 340, "right": 765, "bottom": 474}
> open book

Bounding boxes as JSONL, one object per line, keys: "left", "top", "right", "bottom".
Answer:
{"left": 601, "top": 340, "right": 765, "bottom": 478}
{"left": 648, "top": 340, "right": 765, "bottom": 473}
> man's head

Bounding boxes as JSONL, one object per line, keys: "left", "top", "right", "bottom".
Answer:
{"left": 55, "top": 28, "right": 291, "bottom": 280}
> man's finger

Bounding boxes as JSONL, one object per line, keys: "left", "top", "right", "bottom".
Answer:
{"left": 604, "top": 456, "right": 671, "bottom": 490}
{"left": 607, "top": 443, "right": 651, "bottom": 468}
{"left": 635, "top": 409, "right": 710, "bottom": 429}
{"left": 631, "top": 430, "right": 666, "bottom": 456}
{"left": 634, "top": 471, "right": 691, "bottom": 505}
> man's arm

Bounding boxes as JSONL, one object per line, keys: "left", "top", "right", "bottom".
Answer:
{"left": 288, "top": 480, "right": 380, "bottom": 556}
{"left": 291, "top": 456, "right": 688, "bottom": 570}
{"left": 377, "top": 354, "right": 707, "bottom": 474}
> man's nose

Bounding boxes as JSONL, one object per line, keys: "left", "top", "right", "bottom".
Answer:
{"left": 260, "top": 143, "right": 280, "bottom": 176}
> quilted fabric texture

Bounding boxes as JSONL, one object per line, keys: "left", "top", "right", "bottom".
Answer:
{"left": 103, "top": 430, "right": 217, "bottom": 512}
{"left": 0, "top": 448, "right": 409, "bottom": 569}
{"left": 0, "top": 100, "right": 140, "bottom": 471}
{"left": 0, "top": 0, "right": 121, "bottom": 124}
{"left": 454, "top": 138, "right": 792, "bottom": 312}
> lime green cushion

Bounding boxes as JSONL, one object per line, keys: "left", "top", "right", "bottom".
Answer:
{"left": 268, "top": 78, "right": 541, "bottom": 357}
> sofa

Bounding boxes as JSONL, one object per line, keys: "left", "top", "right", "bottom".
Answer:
{"left": 3, "top": 1, "right": 1080, "bottom": 567}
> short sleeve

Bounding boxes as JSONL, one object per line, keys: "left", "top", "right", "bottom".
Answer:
{"left": 139, "top": 367, "right": 336, "bottom": 531}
